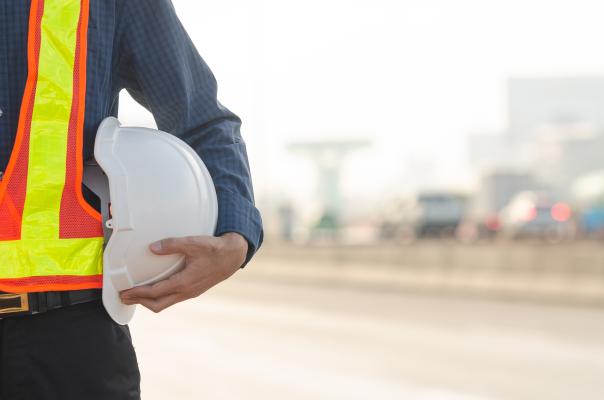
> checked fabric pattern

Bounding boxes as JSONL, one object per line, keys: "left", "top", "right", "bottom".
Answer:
{"left": 0, "top": 0, "right": 263, "bottom": 265}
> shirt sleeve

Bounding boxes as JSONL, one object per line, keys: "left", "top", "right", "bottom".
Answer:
{"left": 114, "top": 0, "right": 263, "bottom": 266}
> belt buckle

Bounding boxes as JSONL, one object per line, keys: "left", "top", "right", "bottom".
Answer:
{"left": 0, "top": 293, "right": 29, "bottom": 314}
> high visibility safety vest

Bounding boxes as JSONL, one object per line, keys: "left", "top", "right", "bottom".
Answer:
{"left": 0, "top": 0, "right": 104, "bottom": 292}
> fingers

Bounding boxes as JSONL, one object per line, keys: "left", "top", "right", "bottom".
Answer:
{"left": 137, "top": 294, "right": 182, "bottom": 313}
{"left": 149, "top": 237, "right": 187, "bottom": 255}
{"left": 120, "top": 276, "right": 211, "bottom": 312}
{"left": 120, "top": 272, "right": 184, "bottom": 301}
{"left": 119, "top": 234, "right": 227, "bottom": 314}
{"left": 149, "top": 235, "right": 217, "bottom": 256}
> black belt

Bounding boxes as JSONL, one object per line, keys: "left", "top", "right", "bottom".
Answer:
{"left": 0, "top": 289, "right": 102, "bottom": 318}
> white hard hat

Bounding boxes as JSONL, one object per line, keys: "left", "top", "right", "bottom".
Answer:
{"left": 83, "top": 117, "right": 218, "bottom": 325}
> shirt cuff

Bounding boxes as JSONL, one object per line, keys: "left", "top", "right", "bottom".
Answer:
{"left": 213, "top": 190, "right": 264, "bottom": 267}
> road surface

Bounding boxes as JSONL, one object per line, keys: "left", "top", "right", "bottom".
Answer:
{"left": 130, "top": 271, "right": 604, "bottom": 400}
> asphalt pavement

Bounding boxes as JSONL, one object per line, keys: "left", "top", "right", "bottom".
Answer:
{"left": 130, "top": 266, "right": 604, "bottom": 400}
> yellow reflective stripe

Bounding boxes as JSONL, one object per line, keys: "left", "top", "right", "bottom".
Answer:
{"left": 0, "top": 237, "right": 103, "bottom": 278}
{"left": 21, "top": 0, "right": 81, "bottom": 240}
{"left": 0, "top": 0, "right": 102, "bottom": 285}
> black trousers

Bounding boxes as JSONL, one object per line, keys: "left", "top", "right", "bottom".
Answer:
{"left": 0, "top": 300, "right": 141, "bottom": 400}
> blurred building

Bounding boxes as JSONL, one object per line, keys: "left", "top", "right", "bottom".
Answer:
{"left": 508, "top": 76, "right": 604, "bottom": 140}
{"left": 534, "top": 125, "right": 604, "bottom": 196}
{"left": 469, "top": 76, "right": 604, "bottom": 200}
{"left": 467, "top": 133, "right": 532, "bottom": 170}
{"left": 472, "top": 171, "right": 538, "bottom": 217}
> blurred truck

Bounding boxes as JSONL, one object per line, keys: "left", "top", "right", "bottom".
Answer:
{"left": 380, "top": 192, "right": 468, "bottom": 242}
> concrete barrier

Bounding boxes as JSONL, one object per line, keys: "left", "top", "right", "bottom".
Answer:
{"left": 247, "top": 241, "right": 604, "bottom": 306}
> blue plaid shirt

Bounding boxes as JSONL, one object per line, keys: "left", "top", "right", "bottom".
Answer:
{"left": 0, "top": 0, "right": 263, "bottom": 265}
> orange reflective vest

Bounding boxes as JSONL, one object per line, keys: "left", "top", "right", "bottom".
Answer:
{"left": 0, "top": 0, "right": 104, "bottom": 293}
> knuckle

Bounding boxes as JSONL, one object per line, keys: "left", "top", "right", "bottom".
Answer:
{"left": 216, "top": 266, "right": 231, "bottom": 281}
{"left": 174, "top": 279, "right": 187, "bottom": 292}
{"left": 223, "top": 268, "right": 235, "bottom": 280}
{"left": 189, "top": 236, "right": 217, "bottom": 252}
{"left": 188, "top": 290, "right": 201, "bottom": 300}
{"left": 176, "top": 293, "right": 190, "bottom": 302}
{"left": 184, "top": 236, "right": 198, "bottom": 245}
{"left": 206, "top": 238, "right": 222, "bottom": 255}
{"left": 191, "top": 237, "right": 211, "bottom": 255}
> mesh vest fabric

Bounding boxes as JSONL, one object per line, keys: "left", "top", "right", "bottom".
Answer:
{"left": 0, "top": 0, "right": 103, "bottom": 293}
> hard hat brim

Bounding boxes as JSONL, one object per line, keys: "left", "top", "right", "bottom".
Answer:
{"left": 103, "top": 271, "right": 136, "bottom": 325}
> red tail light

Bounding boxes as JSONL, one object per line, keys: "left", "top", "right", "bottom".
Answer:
{"left": 485, "top": 215, "right": 501, "bottom": 231}
{"left": 551, "top": 203, "right": 571, "bottom": 222}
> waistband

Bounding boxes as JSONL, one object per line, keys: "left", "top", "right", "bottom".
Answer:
{"left": 0, "top": 289, "right": 102, "bottom": 318}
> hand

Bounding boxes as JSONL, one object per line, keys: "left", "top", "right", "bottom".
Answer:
{"left": 119, "top": 232, "right": 248, "bottom": 313}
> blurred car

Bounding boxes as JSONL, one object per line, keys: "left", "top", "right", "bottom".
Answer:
{"left": 381, "top": 192, "right": 468, "bottom": 242}
{"left": 457, "top": 172, "right": 539, "bottom": 243}
{"left": 498, "top": 191, "right": 576, "bottom": 242}
{"left": 456, "top": 211, "right": 501, "bottom": 243}
{"left": 571, "top": 170, "right": 604, "bottom": 238}
{"left": 579, "top": 206, "right": 604, "bottom": 238}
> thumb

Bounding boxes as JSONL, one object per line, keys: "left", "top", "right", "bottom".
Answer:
{"left": 149, "top": 237, "right": 188, "bottom": 255}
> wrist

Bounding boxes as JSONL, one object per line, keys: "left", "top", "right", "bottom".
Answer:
{"left": 219, "top": 232, "right": 249, "bottom": 265}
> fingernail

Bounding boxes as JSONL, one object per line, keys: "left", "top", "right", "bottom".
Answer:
{"left": 150, "top": 241, "right": 162, "bottom": 252}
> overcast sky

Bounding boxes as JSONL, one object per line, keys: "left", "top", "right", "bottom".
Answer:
{"left": 120, "top": 0, "right": 604, "bottom": 209}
